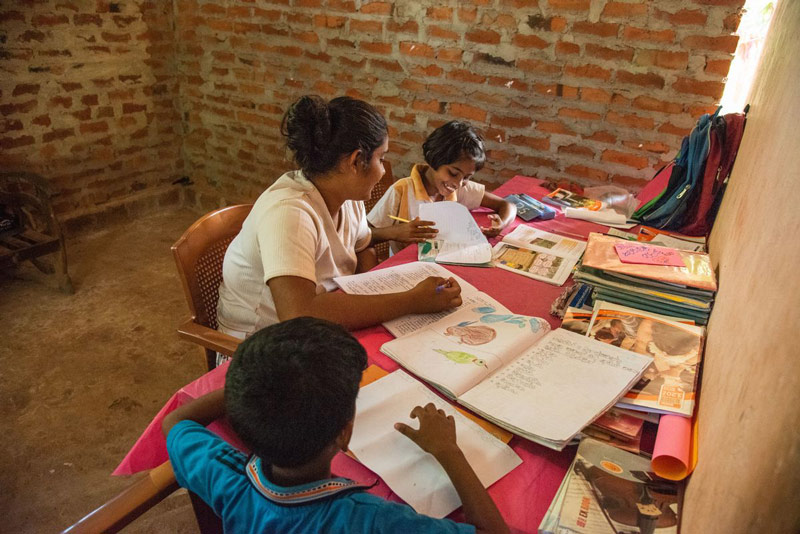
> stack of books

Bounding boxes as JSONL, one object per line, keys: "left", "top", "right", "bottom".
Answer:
{"left": 573, "top": 233, "right": 717, "bottom": 325}
{"left": 539, "top": 438, "right": 680, "bottom": 534}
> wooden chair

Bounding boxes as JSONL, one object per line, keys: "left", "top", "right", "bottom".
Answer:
{"left": 368, "top": 161, "right": 396, "bottom": 263}
{"left": 172, "top": 204, "right": 252, "bottom": 370}
{"left": 0, "top": 171, "right": 73, "bottom": 293}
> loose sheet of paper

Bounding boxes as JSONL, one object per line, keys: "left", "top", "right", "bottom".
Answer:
{"left": 350, "top": 371, "right": 522, "bottom": 519}
{"left": 492, "top": 242, "right": 577, "bottom": 286}
{"left": 418, "top": 202, "right": 493, "bottom": 265}
{"left": 502, "top": 226, "right": 587, "bottom": 259}
{"left": 334, "top": 261, "right": 477, "bottom": 295}
{"left": 458, "top": 329, "right": 652, "bottom": 444}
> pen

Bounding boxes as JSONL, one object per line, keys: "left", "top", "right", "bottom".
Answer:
{"left": 435, "top": 281, "right": 451, "bottom": 293}
{"left": 389, "top": 215, "right": 411, "bottom": 223}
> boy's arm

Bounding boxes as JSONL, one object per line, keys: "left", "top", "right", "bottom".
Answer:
{"left": 395, "top": 403, "right": 510, "bottom": 534}
{"left": 162, "top": 389, "right": 226, "bottom": 437}
{"left": 479, "top": 192, "right": 517, "bottom": 237}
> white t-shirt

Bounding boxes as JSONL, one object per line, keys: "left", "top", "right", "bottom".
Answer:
{"left": 367, "top": 164, "right": 485, "bottom": 254}
{"left": 216, "top": 171, "right": 372, "bottom": 337}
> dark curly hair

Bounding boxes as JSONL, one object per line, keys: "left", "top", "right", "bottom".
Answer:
{"left": 281, "top": 95, "right": 388, "bottom": 178}
{"left": 225, "top": 317, "right": 367, "bottom": 467}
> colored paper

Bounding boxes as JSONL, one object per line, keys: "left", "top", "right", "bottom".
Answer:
{"left": 651, "top": 414, "right": 693, "bottom": 480}
{"left": 614, "top": 242, "right": 686, "bottom": 267}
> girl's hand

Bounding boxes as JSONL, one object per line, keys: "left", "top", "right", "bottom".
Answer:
{"left": 393, "top": 218, "right": 438, "bottom": 243}
{"left": 480, "top": 214, "right": 505, "bottom": 237}
{"left": 409, "top": 276, "right": 462, "bottom": 313}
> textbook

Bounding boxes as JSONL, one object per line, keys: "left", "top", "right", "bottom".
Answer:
{"left": 587, "top": 301, "right": 704, "bottom": 417}
{"left": 539, "top": 438, "right": 680, "bottom": 534}
{"left": 504, "top": 193, "right": 557, "bottom": 221}
{"left": 381, "top": 306, "right": 652, "bottom": 450}
{"left": 333, "top": 261, "right": 510, "bottom": 338}
{"left": 492, "top": 226, "right": 587, "bottom": 286}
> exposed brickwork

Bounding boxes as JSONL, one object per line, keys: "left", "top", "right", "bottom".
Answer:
{"left": 2, "top": 0, "right": 745, "bottom": 224}
{"left": 0, "top": 2, "right": 183, "bottom": 230}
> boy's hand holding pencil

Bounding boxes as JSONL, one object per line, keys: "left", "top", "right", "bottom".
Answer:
{"left": 388, "top": 215, "right": 439, "bottom": 243}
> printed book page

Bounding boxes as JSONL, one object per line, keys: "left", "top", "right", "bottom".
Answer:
{"left": 458, "top": 329, "right": 652, "bottom": 446}
{"left": 492, "top": 242, "right": 578, "bottom": 286}
{"left": 381, "top": 306, "right": 552, "bottom": 398}
{"left": 349, "top": 371, "right": 522, "bottom": 519}
{"left": 502, "top": 226, "right": 587, "bottom": 259}
{"left": 334, "top": 261, "right": 478, "bottom": 296}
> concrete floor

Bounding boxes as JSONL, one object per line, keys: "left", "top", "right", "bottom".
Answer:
{"left": 0, "top": 208, "right": 211, "bottom": 533}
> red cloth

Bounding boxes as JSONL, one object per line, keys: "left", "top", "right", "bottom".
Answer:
{"left": 114, "top": 176, "right": 647, "bottom": 533}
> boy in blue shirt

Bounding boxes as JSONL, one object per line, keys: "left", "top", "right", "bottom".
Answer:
{"left": 163, "top": 317, "right": 509, "bottom": 534}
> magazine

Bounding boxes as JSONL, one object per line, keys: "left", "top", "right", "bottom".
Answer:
{"left": 587, "top": 301, "right": 705, "bottom": 417}
{"left": 542, "top": 188, "right": 605, "bottom": 211}
{"left": 381, "top": 307, "right": 652, "bottom": 450}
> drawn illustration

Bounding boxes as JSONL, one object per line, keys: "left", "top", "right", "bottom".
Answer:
{"left": 444, "top": 324, "right": 497, "bottom": 345}
{"left": 434, "top": 349, "right": 488, "bottom": 368}
{"left": 529, "top": 237, "right": 556, "bottom": 249}
{"left": 470, "top": 306, "right": 548, "bottom": 333}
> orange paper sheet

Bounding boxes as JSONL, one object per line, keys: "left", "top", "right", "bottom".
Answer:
{"left": 651, "top": 413, "right": 698, "bottom": 480}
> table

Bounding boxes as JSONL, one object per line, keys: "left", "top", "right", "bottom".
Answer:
{"left": 114, "top": 175, "right": 648, "bottom": 533}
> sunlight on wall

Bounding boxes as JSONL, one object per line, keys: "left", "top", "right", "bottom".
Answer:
{"left": 720, "top": 0, "right": 778, "bottom": 114}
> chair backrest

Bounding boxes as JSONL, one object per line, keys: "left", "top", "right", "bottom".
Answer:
{"left": 365, "top": 160, "right": 394, "bottom": 214}
{"left": 172, "top": 204, "right": 252, "bottom": 330}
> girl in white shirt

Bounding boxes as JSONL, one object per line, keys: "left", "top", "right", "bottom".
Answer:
{"left": 216, "top": 96, "right": 461, "bottom": 346}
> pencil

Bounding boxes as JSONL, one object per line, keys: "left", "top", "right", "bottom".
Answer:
{"left": 389, "top": 215, "right": 411, "bottom": 223}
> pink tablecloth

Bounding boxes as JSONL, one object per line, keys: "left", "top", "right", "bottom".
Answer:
{"left": 114, "top": 176, "right": 637, "bottom": 533}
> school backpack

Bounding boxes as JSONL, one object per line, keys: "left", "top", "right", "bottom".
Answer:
{"left": 632, "top": 107, "right": 747, "bottom": 236}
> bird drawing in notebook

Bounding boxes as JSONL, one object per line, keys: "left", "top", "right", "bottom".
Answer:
{"left": 434, "top": 349, "right": 488, "bottom": 368}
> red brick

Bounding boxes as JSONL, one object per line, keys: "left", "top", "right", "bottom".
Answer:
{"left": 1, "top": 118, "right": 22, "bottom": 133}
{"left": 205, "top": 19, "right": 232, "bottom": 31}
{"left": 565, "top": 164, "right": 608, "bottom": 181}
{"left": 327, "top": 0, "right": 355, "bottom": 11}
{"left": 633, "top": 96, "right": 682, "bottom": 114}
{"left": 75, "top": 13, "right": 102, "bottom": 26}
{"left": 585, "top": 44, "right": 633, "bottom": 62}
{"left": 611, "top": 93, "right": 630, "bottom": 108}
{"left": 428, "top": 25, "right": 459, "bottom": 40}
{"left": 72, "top": 108, "right": 92, "bottom": 121}
{"left": 19, "top": 30, "right": 46, "bottom": 42}
{"left": 573, "top": 21, "right": 619, "bottom": 38}
{"left": 622, "top": 26, "right": 675, "bottom": 43}
{"left": 687, "top": 104, "right": 720, "bottom": 117}
{"left": 635, "top": 49, "right": 689, "bottom": 70}
{"left": 548, "top": 0, "right": 590, "bottom": 11}
{"left": 102, "top": 31, "right": 131, "bottom": 42}
{"left": 450, "top": 102, "right": 487, "bottom": 122}
{"left": 682, "top": 35, "right": 739, "bottom": 54}
{"left": 705, "top": 58, "right": 733, "bottom": 76}
{"left": 558, "top": 144, "right": 595, "bottom": 158}
{"left": 412, "top": 99, "right": 444, "bottom": 113}
{"left": 411, "top": 64, "right": 444, "bottom": 77}
{"left": 607, "top": 111, "right": 653, "bottom": 129}
{"left": 617, "top": 70, "right": 665, "bottom": 88}
{"left": 32, "top": 115, "right": 51, "bottom": 127}
{"left": 724, "top": 12, "right": 742, "bottom": 31}
{"left": 0, "top": 11, "right": 25, "bottom": 23}
{"left": 350, "top": 19, "right": 382, "bottom": 32}
{"left": 537, "top": 120, "right": 573, "bottom": 135}
{"left": 550, "top": 17, "right": 567, "bottom": 32}
{"left": 427, "top": 6, "right": 453, "bottom": 20}
{"left": 43, "top": 128, "right": 75, "bottom": 143}
{"left": 488, "top": 77, "right": 529, "bottom": 92}
{"left": 519, "top": 155, "right": 558, "bottom": 170}
{"left": 672, "top": 77, "right": 725, "bottom": 99}
{"left": 371, "top": 59, "right": 403, "bottom": 72}
{"left": 447, "top": 69, "right": 485, "bottom": 84}
{"left": 491, "top": 115, "right": 533, "bottom": 128}
{"left": 659, "top": 122, "right": 691, "bottom": 137}
{"left": 466, "top": 29, "right": 501, "bottom": 44}
{"left": 458, "top": 8, "right": 478, "bottom": 23}
{"left": 555, "top": 41, "right": 580, "bottom": 56}
{"left": 565, "top": 64, "right": 611, "bottom": 81}
{"left": 123, "top": 103, "right": 147, "bottom": 114}
{"left": 50, "top": 96, "right": 72, "bottom": 108}
{"left": 400, "top": 42, "right": 434, "bottom": 58}
{"left": 32, "top": 14, "right": 69, "bottom": 26}
{"left": 80, "top": 121, "right": 109, "bottom": 134}
{"left": 387, "top": 20, "right": 418, "bottom": 33}
{"left": 0, "top": 135, "right": 35, "bottom": 149}
{"left": 60, "top": 82, "right": 82, "bottom": 92}
{"left": 654, "top": 9, "right": 707, "bottom": 26}
{"left": 623, "top": 140, "right": 672, "bottom": 154}
{"left": 513, "top": 34, "right": 549, "bottom": 49}
{"left": 558, "top": 107, "right": 602, "bottom": 121}
{"left": 510, "top": 135, "right": 550, "bottom": 151}
{"left": 1, "top": 100, "right": 36, "bottom": 116}
{"left": 201, "top": 4, "right": 226, "bottom": 15}
{"left": 437, "top": 48, "right": 463, "bottom": 63}
{"left": 692, "top": 0, "right": 743, "bottom": 5}
{"left": 583, "top": 131, "right": 616, "bottom": 144}
{"left": 518, "top": 59, "right": 561, "bottom": 76}
{"left": 580, "top": 87, "right": 611, "bottom": 103}
{"left": 13, "top": 84, "right": 40, "bottom": 97}
{"left": 361, "top": 2, "right": 392, "bottom": 15}
{"left": 360, "top": 41, "right": 392, "bottom": 54}
{"left": 602, "top": 149, "right": 649, "bottom": 169}
{"left": 602, "top": 1, "right": 647, "bottom": 18}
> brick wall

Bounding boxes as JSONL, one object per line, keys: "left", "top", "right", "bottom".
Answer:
{"left": 0, "top": 1, "right": 183, "bottom": 233}
{"left": 177, "top": 0, "right": 744, "bottom": 207}
{"left": 2, "top": 1, "right": 745, "bottom": 224}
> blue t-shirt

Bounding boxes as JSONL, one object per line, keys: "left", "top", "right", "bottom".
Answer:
{"left": 167, "top": 421, "right": 476, "bottom": 534}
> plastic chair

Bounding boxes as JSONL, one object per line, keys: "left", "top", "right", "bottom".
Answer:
{"left": 172, "top": 204, "right": 252, "bottom": 370}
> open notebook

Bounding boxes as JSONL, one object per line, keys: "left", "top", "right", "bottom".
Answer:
{"left": 381, "top": 306, "right": 652, "bottom": 450}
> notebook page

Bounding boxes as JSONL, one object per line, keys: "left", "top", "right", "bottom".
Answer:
{"left": 334, "top": 261, "right": 478, "bottom": 295}
{"left": 458, "top": 329, "right": 652, "bottom": 444}
{"left": 419, "top": 201, "right": 487, "bottom": 244}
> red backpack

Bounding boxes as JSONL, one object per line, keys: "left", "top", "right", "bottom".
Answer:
{"left": 679, "top": 111, "right": 747, "bottom": 236}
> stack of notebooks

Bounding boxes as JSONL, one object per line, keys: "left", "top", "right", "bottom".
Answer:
{"left": 573, "top": 233, "right": 717, "bottom": 325}
{"left": 539, "top": 438, "right": 680, "bottom": 534}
